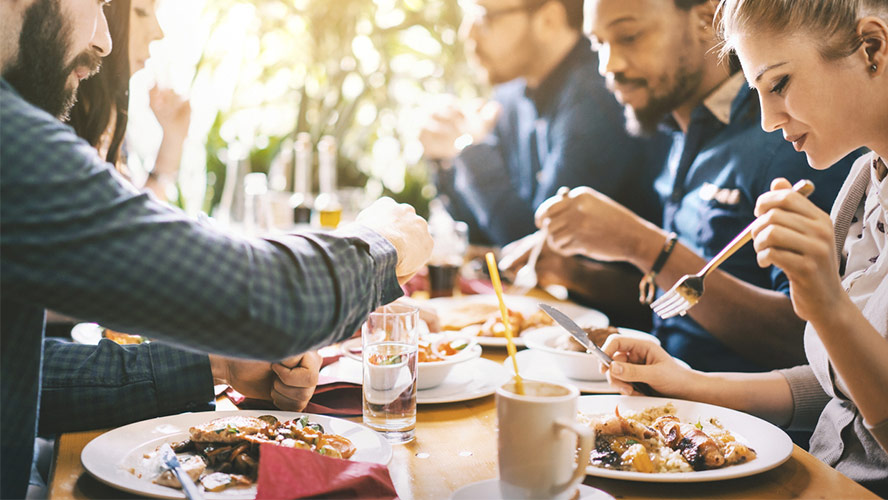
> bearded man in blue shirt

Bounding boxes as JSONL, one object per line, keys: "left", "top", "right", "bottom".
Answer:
{"left": 535, "top": 0, "right": 856, "bottom": 373}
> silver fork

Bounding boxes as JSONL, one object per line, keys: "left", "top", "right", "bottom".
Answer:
{"left": 651, "top": 179, "right": 815, "bottom": 319}
{"left": 508, "top": 225, "right": 549, "bottom": 295}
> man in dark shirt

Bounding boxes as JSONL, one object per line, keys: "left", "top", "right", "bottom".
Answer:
{"left": 535, "top": 0, "right": 855, "bottom": 373}
{"left": 0, "top": 1, "right": 432, "bottom": 497}
{"left": 420, "top": 0, "right": 665, "bottom": 247}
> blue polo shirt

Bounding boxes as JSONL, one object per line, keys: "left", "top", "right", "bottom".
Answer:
{"left": 653, "top": 75, "right": 854, "bottom": 372}
{"left": 436, "top": 37, "right": 667, "bottom": 246}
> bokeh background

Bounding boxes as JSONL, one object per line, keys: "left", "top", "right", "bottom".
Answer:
{"left": 127, "top": 0, "right": 484, "bottom": 218}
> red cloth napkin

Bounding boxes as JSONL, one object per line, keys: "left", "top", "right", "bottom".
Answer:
{"left": 224, "top": 353, "right": 362, "bottom": 416}
{"left": 255, "top": 444, "right": 398, "bottom": 500}
{"left": 302, "top": 375, "right": 362, "bottom": 416}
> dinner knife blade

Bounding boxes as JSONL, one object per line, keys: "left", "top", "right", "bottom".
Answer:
{"left": 159, "top": 443, "right": 205, "bottom": 500}
{"left": 538, "top": 304, "right": 613, "bottom": 367}
{"left": 538, "top": 303, "right": 659, "bottom": 397}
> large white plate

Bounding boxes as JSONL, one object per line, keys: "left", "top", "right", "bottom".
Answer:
{"left": 577, "top": 395, "right": 793, "bottom": 482}
{"left": 503, "top": 349, "right": 616, "bottom": 393}
{"left": 81, "top": 410, "right": 392, "bottom": 499}
{"left": 320, "top": 357, "right": 509, "bottom": 404}
{"left": 428, "top": 295, "right": 608, "bottom": 347}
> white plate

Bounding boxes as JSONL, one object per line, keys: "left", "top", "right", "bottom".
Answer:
{"left": 320, "top": 357, "right": 509, "bottom": 404}
{"left": 81, "top": 410, "right": 392, "bottom": 499}
{"left": 451, "top": 479, "right": 613, "bottom": 500}
{"left": 503, "top": 349, "right": 616, "bottom": 393}
{"left": 577, "top": 395, "right": 793, "bottom": 482}
{"left": 429, "top": 295, "right": 608, "bottom": 347}
{"left": 416, "top": 357, "right": 510, "bottom": 404}
{"left": 523, "top": 327, "right": 660, "bottom": 381}
{"left": 71, "top": 322, "right": 103, "bottom": 344}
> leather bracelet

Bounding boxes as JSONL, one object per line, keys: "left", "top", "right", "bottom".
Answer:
{"left": 639, "top": 232, "right": 678, "bottom": 305}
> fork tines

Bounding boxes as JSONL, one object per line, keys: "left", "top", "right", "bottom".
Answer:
{"left": 650, "top": 282, "right": 701, "bottom": 319}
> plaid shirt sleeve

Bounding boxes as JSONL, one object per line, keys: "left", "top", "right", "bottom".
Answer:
{"left": 39, "top": 338, "right": 214, "bottom": 433}
{"left": 1, "top": 80, "right": 403, "bottom": 360}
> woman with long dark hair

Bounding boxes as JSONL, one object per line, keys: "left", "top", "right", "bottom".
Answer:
{"left": 67, "top": 0, "right": 189, "bottom": 201}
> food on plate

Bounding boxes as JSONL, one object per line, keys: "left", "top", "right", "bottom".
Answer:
{"left": 142, "top": 415, "right": 356, "bottom": 492}
{"left": 552, "top": 325, "right": 620, "bottom": 352}
{"left": 580, "top": 404, "right": 756, "bottom": 473}
{"left": 479, "top": 309, "right": 524, "bottom": 337}
{"left": 478, "top": 308, "right": 555, "bottom": 338}
{"left": 440, "top": 302, "right": 501, "bottom": 330}
{"left": 418, "top": 336, "right": 471, "bottom": 363}
{"left": 103, "top": 328, "right": 147, "bottom": 345}
{"left": 153, "top": 455, "right": 207, "bottom": 488}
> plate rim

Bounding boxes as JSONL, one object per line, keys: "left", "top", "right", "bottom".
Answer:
{"left": 417, "top": 357, "right": 510, "bottom": 404}
{"left": 80, "top": 409, "right": 393, "bottom": 499}
{"left": 576, "top": 395, "right": 793, "bottom": 482}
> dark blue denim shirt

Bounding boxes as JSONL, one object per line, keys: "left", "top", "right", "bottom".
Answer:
{"left": 652, "top": 76, "right": 855, "bottom": 372}
{"left": 436, "top": 37, "right": 668, "bottom": 246}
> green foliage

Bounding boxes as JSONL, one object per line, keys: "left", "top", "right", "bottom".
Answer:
{"left": 193, "top": 0, "right": 479, "bottom": 215}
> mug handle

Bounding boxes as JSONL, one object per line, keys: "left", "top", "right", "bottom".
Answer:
{"left": 552, "top": 418, "right": 594, "bottom": 496}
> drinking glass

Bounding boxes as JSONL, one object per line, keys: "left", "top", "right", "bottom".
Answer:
{"left": 361, "top": 303, "right": 419, "bottom": 443}
{"left": 428, "top": 220, "right": 469, "bottom": 298}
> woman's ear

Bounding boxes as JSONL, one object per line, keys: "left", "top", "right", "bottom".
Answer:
{"left": 858, "top": 16, "right": 888, "bottom": 76}
{"left": 691, "top": 0, "right": 718, "bottom": 43}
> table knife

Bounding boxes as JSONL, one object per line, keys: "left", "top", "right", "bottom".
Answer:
{"left": 538, "top": 304, "right": 658, "bottom": 397}
{"left": 159, "top": 443, "right": 204, "bottom": 500}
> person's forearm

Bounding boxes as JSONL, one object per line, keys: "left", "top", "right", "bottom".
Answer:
{"left": 40, "top": 340, "right": 213, "bottom": 433}
{"left": 810, "top": 297, "right": 888, "bottom": 432}
{"left": 622, "top": 232, "right": 806, "bottom": 368}
{"left": 1, "top": 108, "right": 402, "bottom": 361}
{"left": 677, "top": 370, "right": 794, "bottom": 426}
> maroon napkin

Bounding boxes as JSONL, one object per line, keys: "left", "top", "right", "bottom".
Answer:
{"left": 302, "top": 374, "right": 362, "bottom": 416}
{"left": 255, "top": 444, "right": 398, "bottom": 500}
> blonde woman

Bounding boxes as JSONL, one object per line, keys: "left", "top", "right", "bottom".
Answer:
{"left": 594, "top": 0, "right": 887, "bottom": 493}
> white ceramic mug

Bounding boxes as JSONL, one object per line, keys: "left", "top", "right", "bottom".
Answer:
{"left": 496, "top": 379, "right": 594, "bottom": 500}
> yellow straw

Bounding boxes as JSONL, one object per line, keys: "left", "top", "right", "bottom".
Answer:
{"left": 485, "top": 252, "right": 524, "bottom": 395}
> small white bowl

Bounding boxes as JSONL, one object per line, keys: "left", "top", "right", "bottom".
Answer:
{"left": 523, "top": 327, "right": 660, "bottom": 381}
{"left": 340, "top": 334, "right": 481, "bottom": 390}
{"left": 416, "top": 338, "right": 482, "bottom": 390}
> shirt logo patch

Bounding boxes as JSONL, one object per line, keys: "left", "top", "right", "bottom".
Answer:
{"left": 699, "top": 183, "right": 741, "bottom": 205}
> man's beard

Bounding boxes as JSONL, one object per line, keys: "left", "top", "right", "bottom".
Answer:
{"left": 2, "top": 0, "right": 101, "bottom": 120}
{"left": 610, "top": 56, "right": 703, "bottom": 137}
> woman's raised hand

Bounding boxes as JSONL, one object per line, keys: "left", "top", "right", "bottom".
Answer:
{"left": 751, "top": 177, "right": 846, "bottom": 323}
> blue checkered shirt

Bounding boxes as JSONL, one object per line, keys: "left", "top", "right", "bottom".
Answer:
{"left": 0, "top": 78, "right": 402, "bottom": 498}
{"left": 40, "top": 338, "right": 215, "bottom": 434}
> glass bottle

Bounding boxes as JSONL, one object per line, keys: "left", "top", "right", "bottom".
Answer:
{"left": 290, "top": 132, "right": 314, "bottom": 225}
{"left": 243, "top": 172, "right": 273, "bottom": 237}
{"left": 314, "top": 135, "right": 342, "bottom": 229}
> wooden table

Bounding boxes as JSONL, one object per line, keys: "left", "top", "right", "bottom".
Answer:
{"left": 48, "top": 347, "right": 878, "bottom": 500}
